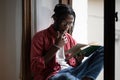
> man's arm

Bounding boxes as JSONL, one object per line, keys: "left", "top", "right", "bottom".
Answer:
{"left": 44, "top": 44, "right": 60, "bottom": 65}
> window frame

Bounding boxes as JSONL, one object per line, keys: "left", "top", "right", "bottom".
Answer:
{"left": 21, "top": 0, "right": 115, "bottom": 80}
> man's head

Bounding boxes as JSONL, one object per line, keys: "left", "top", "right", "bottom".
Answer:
{"left": 52, "top": 4, "right": 76, "bottom": 34}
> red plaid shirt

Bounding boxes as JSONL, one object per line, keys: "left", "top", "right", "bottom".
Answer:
{"left": 31, "top": 25, "right": 77, "bottom": 80}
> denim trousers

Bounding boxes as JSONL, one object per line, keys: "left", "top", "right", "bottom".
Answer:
{"left": 49, "top": 46, "right": 104, "bottom": 80}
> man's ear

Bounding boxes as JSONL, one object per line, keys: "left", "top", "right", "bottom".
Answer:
{"left": 52, "top": 15, "right": 57, "bottom": 21}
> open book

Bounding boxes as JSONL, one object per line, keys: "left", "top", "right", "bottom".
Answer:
{"left": 65, "top": 43, "right": 101, "bottom": 61}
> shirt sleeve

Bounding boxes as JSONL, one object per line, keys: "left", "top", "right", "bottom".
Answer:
{"left": 30, "top": 33, "right": 46, "bottom": 74}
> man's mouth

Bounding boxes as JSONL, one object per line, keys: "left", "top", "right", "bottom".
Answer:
{"left": 60, "top": 29, "right": 67, "bottom": 34}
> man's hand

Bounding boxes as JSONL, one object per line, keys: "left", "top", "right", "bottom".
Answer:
{"left": 55, "top": 31, "right": 68, "bottom": 48}
{"left": 75, "top": 54, "right": 85, "bottom": 64}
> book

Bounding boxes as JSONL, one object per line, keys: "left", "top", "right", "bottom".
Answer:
{"left": 65, "top": 43, "right": 101, "bottom": 61}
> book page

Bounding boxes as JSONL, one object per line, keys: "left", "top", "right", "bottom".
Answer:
{"left": 65, "top": 43, "right": 101, "bottom": 60}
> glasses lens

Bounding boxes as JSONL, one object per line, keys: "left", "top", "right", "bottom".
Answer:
{"left": 61, "top": 20, "right": 73, "bottom": 26}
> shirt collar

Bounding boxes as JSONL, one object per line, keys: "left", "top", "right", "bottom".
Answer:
{"left": 48, "top": 24, "right": 57, "bottom": 38}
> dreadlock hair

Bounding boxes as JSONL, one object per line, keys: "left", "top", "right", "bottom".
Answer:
{"left": 52, "top": 4, "right": 75, "bottom": 22}
{"left": 52, "top": 4, "right": 76, "bottom": 33}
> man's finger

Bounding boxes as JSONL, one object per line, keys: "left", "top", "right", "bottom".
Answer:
{"left": 57, "top": 31, "right": 60, "bottom": 38}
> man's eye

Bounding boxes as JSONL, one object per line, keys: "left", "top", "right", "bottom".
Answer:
{"left": 68, "top": 22, "right": 72, "bottom": 25}
{"left": 61, "top": 20, "right": 73, "bottom": 26}
{"left": 61, "top": 21, "right": 67, "bottom": 25}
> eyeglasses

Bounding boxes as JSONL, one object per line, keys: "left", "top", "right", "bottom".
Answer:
{"left": 61, "top": 20, "right": 73, "bottom": 27}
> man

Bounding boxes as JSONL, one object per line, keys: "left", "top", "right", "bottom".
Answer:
{"left": 31, "top": 4, "right": 104, "bottom": 80}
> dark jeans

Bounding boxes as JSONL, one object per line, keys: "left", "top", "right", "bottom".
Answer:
{"left": 49, "top": 46, "right": 104, "bottom": 80}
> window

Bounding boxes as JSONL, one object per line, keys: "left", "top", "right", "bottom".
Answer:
{"left": 22, "top": 0, "right": 115, "bottom": 80}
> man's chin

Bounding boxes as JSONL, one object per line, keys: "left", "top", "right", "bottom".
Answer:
{"left": 60, "top": 30, "right": 67, "bottom": 34}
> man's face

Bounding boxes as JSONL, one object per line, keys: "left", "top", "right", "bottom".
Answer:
{"left": 57, "top": 14, "right": 74, "bottom": 34}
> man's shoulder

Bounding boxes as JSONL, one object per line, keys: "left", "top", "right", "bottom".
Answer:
{"left": 35, "top": 30, "right": 46, "bottom": 37}
{"left": 32, "top": 29, "right": 48, "bottom": 41}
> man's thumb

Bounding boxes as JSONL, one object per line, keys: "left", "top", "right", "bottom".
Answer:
{"left": 57, "top": 31, "right": 60, "bottom": 38}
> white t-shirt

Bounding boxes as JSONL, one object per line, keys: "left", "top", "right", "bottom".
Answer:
{"left": 56, "top": 47, "right": 70, "bottom": 70}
